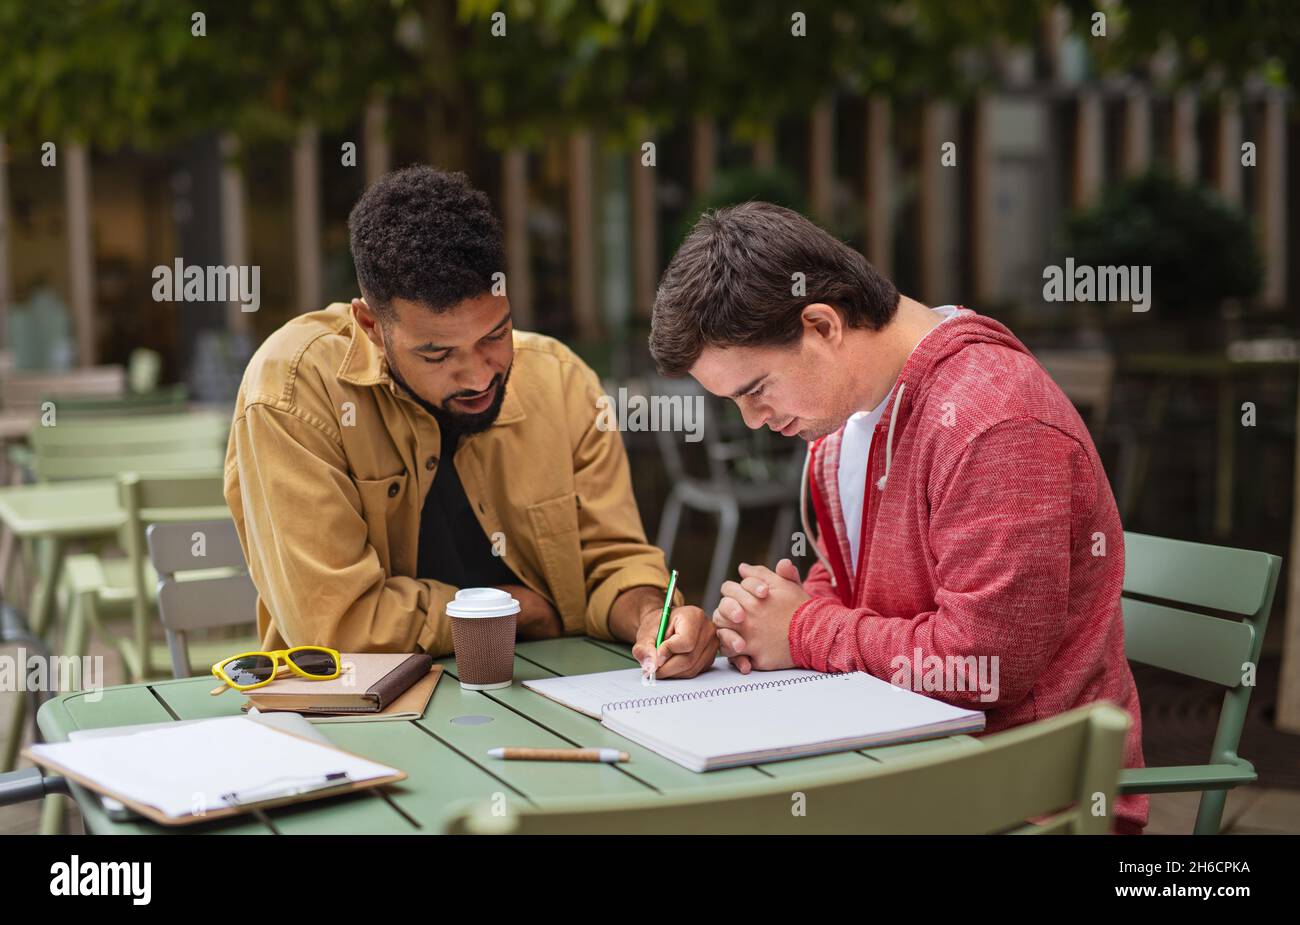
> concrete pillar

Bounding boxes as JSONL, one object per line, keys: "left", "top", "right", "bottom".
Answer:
{"left": 65, "top": 141, "right": 96, "bottom": 366}
{"left": 292, "top": 123, "right": 322, "bottom": 312}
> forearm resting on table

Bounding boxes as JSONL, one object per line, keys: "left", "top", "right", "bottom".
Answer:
{"left": 496, "top": 584, "right": 563, "bottom": 639}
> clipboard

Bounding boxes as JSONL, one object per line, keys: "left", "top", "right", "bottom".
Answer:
{"left": 24, "top": 718, "right": 407, "bottom": 827}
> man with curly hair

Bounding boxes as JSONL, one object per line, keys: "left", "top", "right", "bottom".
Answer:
{"left": 224, "top": 166, "right": 716, "bottom": 677}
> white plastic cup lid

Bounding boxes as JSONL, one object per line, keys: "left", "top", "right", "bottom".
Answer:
{"left": 445, "top": 587, "right": 521, "bottom": 618}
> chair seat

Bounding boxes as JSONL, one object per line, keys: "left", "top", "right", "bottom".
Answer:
{"left": 149, "top": 632, "right": 264, "bottom": 680}
{"left": 68, "top": 555, "right": 157, "bottom": 609}
{"left": 672, "top": 478, "right": 798, "bottom": 511}
{"left": 1118, "top": 762, "right": 1257, "bottom": 795}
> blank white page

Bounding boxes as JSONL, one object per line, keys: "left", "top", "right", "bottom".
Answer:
{"left": 602, "top": 671, "right": 985, "bottom": 770}
{"left": 29, "top": 716, "right": 398, "bottom": 818}
{"left": 524, "top": 657, "right": 824, "bottom": 718}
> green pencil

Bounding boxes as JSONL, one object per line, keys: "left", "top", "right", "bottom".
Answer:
{"left": 654, "top": 569, "right": 679, "bottom": 648}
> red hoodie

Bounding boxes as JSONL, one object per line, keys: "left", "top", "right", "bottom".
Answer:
{"left": 791, "top": 308, "right": 1147, "bottom": 834}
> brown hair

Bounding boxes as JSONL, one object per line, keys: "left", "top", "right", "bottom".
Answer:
{"left": 649, "top": 202, "right": 899, "bottom": 375}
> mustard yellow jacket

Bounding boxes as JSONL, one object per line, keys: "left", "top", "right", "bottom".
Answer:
{"left": 224, "top": 303, "right": 670, "bottom": 655}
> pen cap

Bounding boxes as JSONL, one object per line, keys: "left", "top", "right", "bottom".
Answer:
{"left": 447, "top": 588, "right": 519, "bottom": 690}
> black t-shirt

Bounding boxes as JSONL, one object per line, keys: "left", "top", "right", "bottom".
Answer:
{"left": 416, "top": 426, "right": 520, "bottom": 589}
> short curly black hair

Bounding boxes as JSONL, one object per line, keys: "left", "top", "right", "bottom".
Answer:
{"left": 348, "top": 166, "right": 504, "bottom": 320}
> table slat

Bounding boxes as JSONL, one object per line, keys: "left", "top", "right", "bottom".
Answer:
{"left": 318, "top": 722, "right": 521, "bottom": 832}
{"left": 422, "top": 657, "right": 653, "bottom": 805}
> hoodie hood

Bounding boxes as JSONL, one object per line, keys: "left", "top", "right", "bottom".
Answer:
{"left": 800, "top": 308, "right": 1037, "bottom": 585}
{"left": 886, "top": 310, "right": 1033, "bottom": 426}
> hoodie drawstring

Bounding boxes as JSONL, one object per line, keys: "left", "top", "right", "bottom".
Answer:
{"left": 875, "top": 381, "right": 905, "bottom": 491}
{"left": 798, "top": 380, "right": 907, "bottom": 588}
{"left": 798, "top": 443, "right": 837, "bottom": 588}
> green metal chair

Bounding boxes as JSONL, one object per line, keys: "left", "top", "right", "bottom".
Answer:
{"left": 3, "top": 387, "right": 192, "bottom": 481}
{"left": 1119, "top": 531, "right": 1282, "bottom": 834}
{"left": 24, "top": 410, "right": 230, "bottom": 678}
{"left": 27, "top": 410, "right": 227, "bottom": 482}
{"left": 41, "top": 384, "right": 189, "bottom": 418}
{"left": 440, "top": 702, "right": 1131, "bottom": 834}
{"left": 61, "top": 472, "right": 236, "bottom": 684}
{"left": 0, "top": 365, "right": 125, "bottom": 411}
{"left": 145, "top": 517, "right": 261, "bottom": 679}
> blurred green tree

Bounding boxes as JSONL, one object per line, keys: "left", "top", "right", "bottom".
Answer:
{"left": 1063, "top": 170, "right": 1263, "bottom": 319}
{"left": 2, "top": 1, "right": 1292, "bottom": 152}
{"left": 1057, "top": 0, "right": 1298, "bottom": 91}
{"left": 0, "top": 0, "right": 410, "bottom": 147}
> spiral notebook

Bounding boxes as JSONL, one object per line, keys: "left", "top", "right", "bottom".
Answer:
{"left": 525, "top": 658, "right": 985, "bottom": 771}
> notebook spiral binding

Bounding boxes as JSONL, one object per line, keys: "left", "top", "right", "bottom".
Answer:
{"left": 601, "top": 672, "right": 839, "bottom": 713}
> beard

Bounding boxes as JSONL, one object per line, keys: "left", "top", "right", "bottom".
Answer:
{"left": 386, "top": 351, "right": 512, "bottom": 436}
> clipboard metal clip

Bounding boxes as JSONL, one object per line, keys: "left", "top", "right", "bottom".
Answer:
{"left": 219, "top": 771, "right": 353, "bottom": 807}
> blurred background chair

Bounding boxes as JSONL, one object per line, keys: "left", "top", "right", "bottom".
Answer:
{"left": 27, "top": 410, "right": 227, "bottom": 482}
{"left": 1036, "top": 348, "right": 1115, "bottom": 432}
{"left": 0, "top": 365, "right": 126, "bottom": 413}
{"left": 648, "top": 375, "right": 801, "bottom": 611}
{"left": 42, "top": 385, "right": 188, "bottom": 418}
{"left": 60, "top": 472, "right": 233, "bottom": 684}
{"left": 146, "top": 518, "right": 260, "bottom": 679}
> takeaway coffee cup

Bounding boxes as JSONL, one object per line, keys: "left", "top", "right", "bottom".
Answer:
{"left": 447, "top": 588, "right": 520, "bottom": 690}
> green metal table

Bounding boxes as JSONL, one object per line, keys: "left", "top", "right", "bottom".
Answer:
{"left": 36, "top": 637, "right": 977, "bottom": 834}
{"left": 0, "top": 479, "right": 122, "bottom": 629}
{"left": 1, "top": 480, "right": 122, "bottom": 773}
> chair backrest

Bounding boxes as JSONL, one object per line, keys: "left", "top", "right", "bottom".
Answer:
{"left": 45, "top": 384, "right": 189, "bottom": 418}
{"left": 28, "top": 410, "right": 228, "bottom": 481}
{"left": 120, "top": 473, "right": 239, "bottom": 678}
{"left": 441, "top": 702, "right": 1131, "bottom": 835}
{"left": 1, "top": 365, "right": 125, "bottom": 411}
{"left": 127, "top": 348, "right": 163, "bottom": 394}
{"left": 1037, "top": 349, "right": 1114, "bottom": 431}
{"left": 145, "top": 517, "right": 257, "bottom": 679}
{"left": 646, "top": 374, "right": 800, "bottom": 490}
{"left": 1122, "top": 531, "right": 1280, "bottom": 765}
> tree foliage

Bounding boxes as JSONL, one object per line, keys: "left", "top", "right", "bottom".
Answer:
{"left": 0, "top": 1, "right": 1291, "bottom": 152}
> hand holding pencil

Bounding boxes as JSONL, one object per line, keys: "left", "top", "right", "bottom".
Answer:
{"left": 629, "top": 570, "right": 719, "bottom": 681}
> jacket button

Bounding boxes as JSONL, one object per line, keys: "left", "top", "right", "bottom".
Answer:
{"left": 387, "top": 482, "right": 400, "bottom": 497}
{"left": 425, "top": 456, "right": 437, "bottom": 470}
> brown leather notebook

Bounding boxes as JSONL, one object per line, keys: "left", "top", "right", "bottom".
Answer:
{"left": 244, "top": 665, "right": 442, "bottom": 723}
{"left": 243, "top": 653, "right": 435, "bottom": 714}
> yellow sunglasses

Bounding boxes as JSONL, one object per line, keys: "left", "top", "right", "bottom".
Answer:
{"left": 210, "top": 646, "right": 342, "bottom": 695}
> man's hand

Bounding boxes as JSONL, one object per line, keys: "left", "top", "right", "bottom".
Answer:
{"left": 500, "top": 584, "right": 563, "bottom": 640}
{"left": 632, "top": 604, "right": 716, "bottom": 679}
{"left": 610, "top": 586, "right": 718, "bottom": 679}
{"left": 712, "top": 558, "right": 807, "bottom": 673}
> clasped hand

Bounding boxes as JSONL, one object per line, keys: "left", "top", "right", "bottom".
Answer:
{"left": 711, "top": 557, "right": 809, "bottom": 673}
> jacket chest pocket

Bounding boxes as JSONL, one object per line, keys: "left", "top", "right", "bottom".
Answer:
{"left": 526, "top": 493, "right": 584, "bottom": 630}
{"left": 354, "top": 470, "right": 410, "bottom": 572}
